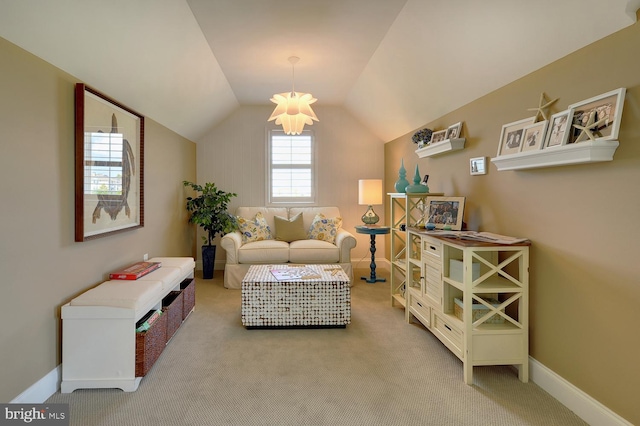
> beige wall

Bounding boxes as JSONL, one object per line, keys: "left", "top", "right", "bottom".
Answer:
{"left": 196, "top": 105, "right": 385, "bottom": 264}
{"left": 0, "top": 37, "right": 196, "bottom": 402}
{"left": 385, "top": 20, "right": 640, "bottom": 424}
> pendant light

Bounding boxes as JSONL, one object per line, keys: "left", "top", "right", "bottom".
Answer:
{"left": 268, "top": 56, "right": 318, "bottom": 135}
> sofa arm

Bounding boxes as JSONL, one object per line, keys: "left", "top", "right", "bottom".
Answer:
{"left": 220, "top": 232, "right": 242, "bottom": 264}
{"left": 335, "top": 228, "right": 357, "bottom": 263}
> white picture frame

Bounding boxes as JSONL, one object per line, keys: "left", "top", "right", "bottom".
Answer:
{"left": 543, "top": 110, "right": 571, "bottom": 148}
{"left": 521, "top": 120, "right": 548, "bottom": 152}
{"left": 566, "top": 88, "right": 626, "bottom": 144}
{"left": 445, "top": 122, "right": 462, "bottom": 140}
{"left": 497, "top": 116, "right": 536, "bottom": 156}
{"left": 425, "top": 196, "right": 465, "bottom": 231}
{"left": 470, "top": 157, "right": 486, "bottom": 175}
{"left": 430, "top": 130, "right": 447, "bottom": 144}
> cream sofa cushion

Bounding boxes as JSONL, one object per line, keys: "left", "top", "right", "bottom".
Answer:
{"left": 289, "top": 239, "right": 339, "bottom": 264}
{"left": 237, "top": 239, "right": 290, "bottom": 264}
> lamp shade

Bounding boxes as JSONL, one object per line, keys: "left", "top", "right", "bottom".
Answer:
{"left": 358, "top": 179, "right": 383, "bottom": 205}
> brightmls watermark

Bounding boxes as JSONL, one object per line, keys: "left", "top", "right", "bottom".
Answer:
{"left": 0, "top": 404, "right": 68, "bottom": 425}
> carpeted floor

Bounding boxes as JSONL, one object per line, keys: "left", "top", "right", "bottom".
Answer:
{"left": 47, "top": 268, "right": 587, "bottom": 425}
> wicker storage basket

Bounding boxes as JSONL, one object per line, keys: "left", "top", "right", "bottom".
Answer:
{"left": 163, "top": 291, "right": 183, "bottom": 341}
{"left": 454, "top": 297, "right": 504, "bottom": 324}
{"left": 180, "top": 278, "right": 195, "bottom": 320}
{"left": 135, "top": 312, "right": 167, "bottom": 377}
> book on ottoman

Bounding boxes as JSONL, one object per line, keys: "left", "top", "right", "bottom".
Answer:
{"left": 109, "top": 261, "right": 161, "bottom": 280}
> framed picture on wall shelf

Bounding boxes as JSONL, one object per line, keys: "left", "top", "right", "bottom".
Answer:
{"left": 425, "top": 196, "right": 466, "bottom": 231}
{"left": 521, "top": 120, "right": 548, "bottom": 152}
{"left": 497, "top": 116, "right": 536, "bottom": 156}
{"left": 430, "top": 130, "right": 447, "bottom": 144}
{"left": 566, "top": 88, "right": 626, "bottom": 144}
{"left": 543, "top": 110, "right": 571, "bottom": 148}
{"left": 445, "top": 122, "right": 462, "bottom": 140}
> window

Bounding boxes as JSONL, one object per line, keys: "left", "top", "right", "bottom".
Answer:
{"left": 267, "top": 129, "right": 316, "bottom": 204}
{"left": 84, "top": 131, "right": 124, "bottom": 195}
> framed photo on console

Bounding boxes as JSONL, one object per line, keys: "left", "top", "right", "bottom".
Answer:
{"left": 74, "top": 83, "right": 145, "bottom": 242}
{"left": 425, "top": 196, "right": 465, "bottom": 231}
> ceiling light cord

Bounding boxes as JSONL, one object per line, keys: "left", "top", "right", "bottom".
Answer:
{"left": 289, "top": 56, "right": 299, "bottom": 96}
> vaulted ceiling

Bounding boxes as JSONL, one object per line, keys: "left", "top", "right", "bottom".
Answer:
{"left": 1, "top": 0, "right": 638, "bottom": 142}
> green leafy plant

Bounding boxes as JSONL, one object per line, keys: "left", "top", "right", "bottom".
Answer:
{"left": 183, "top": 181, "right": 237, "bottom": 246}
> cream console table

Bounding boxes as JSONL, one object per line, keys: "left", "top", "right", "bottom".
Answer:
{"left": 406, "top": 230, "right": 530, "bottom": 384}
{"left": 61, "top": 257, "right": 195, "bottom": 393}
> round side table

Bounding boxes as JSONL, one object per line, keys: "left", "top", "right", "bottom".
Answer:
{"left": 355, "top": 225, "right": 390, "bottom": 283}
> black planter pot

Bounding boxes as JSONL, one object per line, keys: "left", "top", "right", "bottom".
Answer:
{"left": 201, "top": 245, "right": 216, "bottom": 279}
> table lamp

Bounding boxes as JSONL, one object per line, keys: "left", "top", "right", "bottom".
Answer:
{"left": 358, "top": 179, "right": 383, "bottom": 225}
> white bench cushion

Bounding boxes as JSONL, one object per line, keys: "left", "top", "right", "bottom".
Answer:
{"left": 70, "top": 280, "right": 163, "bottom": 311}
{"left": 148, "top": 257, "right": 195, "bottom": 277}
{"left": 125, "top": 266, "right": 182, "bottom": 291}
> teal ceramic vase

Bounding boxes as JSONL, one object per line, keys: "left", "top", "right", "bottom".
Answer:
{"left": 405, "top": 164, "right": 429, "bottom": 193}
{"left": 394, "top": 159, "right": 410, "bottom": 193}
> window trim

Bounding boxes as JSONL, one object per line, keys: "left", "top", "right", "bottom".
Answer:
{"left": 266, "top": 128, "right": 317, "bottom": 205}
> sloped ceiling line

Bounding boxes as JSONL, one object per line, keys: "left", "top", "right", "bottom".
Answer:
{"left": 0, "top": 0, "right": 635, "bottom": 143}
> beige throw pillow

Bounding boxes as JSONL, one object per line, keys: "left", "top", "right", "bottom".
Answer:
{"left": 274, "top": 213, "right": 307, "bottom": 242}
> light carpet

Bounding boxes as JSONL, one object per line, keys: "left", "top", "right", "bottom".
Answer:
{"left": 47, "top": 268, "right": 586, "bottom": 425}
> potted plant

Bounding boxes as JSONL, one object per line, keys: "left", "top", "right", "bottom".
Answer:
{"left": 183, "top": 181, "right": 237, "bottom": 279}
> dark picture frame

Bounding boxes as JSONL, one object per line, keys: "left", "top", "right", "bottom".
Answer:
{"left": 75, "top": 83, "right": 145, "bottom": 242}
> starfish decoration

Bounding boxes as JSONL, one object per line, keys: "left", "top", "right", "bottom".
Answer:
{"left": 572, "top": 111, "right": 608, "bottom": 142}
{"left": 527, "top": 92, "right": 559, "bottom": 122}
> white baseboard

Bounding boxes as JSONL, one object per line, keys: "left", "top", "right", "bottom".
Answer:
{"left": 529, "top": 357, "right": 632, "bottom": 426}
{"left": 11, "top": 365, "right": 60, "bottom": 403}
{"left": 352, "top": 257, "right": 390, "bottom": 272}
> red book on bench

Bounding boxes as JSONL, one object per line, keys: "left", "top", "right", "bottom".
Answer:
{"left": 109, "top": 261, "right": 161, "bottom": 280}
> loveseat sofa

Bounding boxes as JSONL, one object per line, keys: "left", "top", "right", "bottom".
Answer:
{"left": 220, "top": 206, "right": 356, "bottom": 289}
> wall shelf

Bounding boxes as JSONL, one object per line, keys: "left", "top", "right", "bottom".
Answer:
{"left": 491, "top": 140, "right": 619, "bottom": 171}
{"left": 415, "top": 138, "right": 466, "bottom": 158}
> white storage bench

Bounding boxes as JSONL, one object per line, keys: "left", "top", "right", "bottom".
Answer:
{"left": 61, "top": 257, "right": 195, "bottom": 393}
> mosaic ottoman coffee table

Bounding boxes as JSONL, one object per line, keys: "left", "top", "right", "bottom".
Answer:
{"left": 241, "top": 264, "right": 351, "bottom": 328}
